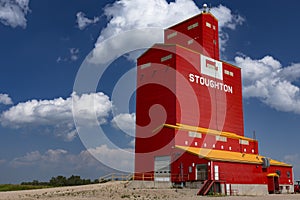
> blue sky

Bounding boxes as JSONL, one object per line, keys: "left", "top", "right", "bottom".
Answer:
{"left": 0, "top": 0, "right": 300, "bottom": 183}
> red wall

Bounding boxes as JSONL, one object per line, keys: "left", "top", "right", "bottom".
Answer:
{"left": 174, "top": 129, "right": 258, "bottom": 154}
{"left": 214, "top": 161, "right": 293, "bottom": 185}
{"left": 165, "top": 13, "right": 219, "bottom": 60}
{"left": 169, "top": 150, "right": 293, "bottom": 185}
{"left": 135, "top": 44, "right": 245, "bottom": 175}
{"left": 135, "top": 45, "right": 177, "bottom": 175}
{"left": 174, "top": 46, "right": 244, "bottom": 136}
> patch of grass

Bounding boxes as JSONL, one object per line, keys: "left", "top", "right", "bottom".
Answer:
{"left": 0, "top": 184, "right": 51, "bottom": 192}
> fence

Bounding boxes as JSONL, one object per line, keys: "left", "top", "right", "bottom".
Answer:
{"left": 98, "top": 173, "right": 133, "bottom": 182}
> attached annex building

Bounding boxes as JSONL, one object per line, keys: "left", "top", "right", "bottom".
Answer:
{"left": 134, "top": 5, "right": 293, "bottom": 195}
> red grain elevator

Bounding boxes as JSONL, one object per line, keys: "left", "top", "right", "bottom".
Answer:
{"left": 134, "top": 5, "right": 293, "bottom": 195}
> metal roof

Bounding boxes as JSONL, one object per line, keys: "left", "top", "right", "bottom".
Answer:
{"left": 175, "top": 145, "right": 292, "bottom": 167}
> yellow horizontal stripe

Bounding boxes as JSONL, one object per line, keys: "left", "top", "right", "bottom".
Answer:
{"left": 175, "top": 145, "right": 291, "bottom": 167}
{"left": 163, "top": 123, "right": 256, "bottom": 142}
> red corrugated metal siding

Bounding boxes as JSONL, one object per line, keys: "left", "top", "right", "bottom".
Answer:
{"left": 164, "top": 13, "right": 219, "bottom": 60}
{"left": 135, "top": 46, "right": 177, "bottom": 175}
{"left": 213, "top": 161, "right": 293, "bottom": 185}
{"left": 171, "top": 151, "right": 210, "bottom": 183}
{"left": 173, "top": 128, "right": 258, "bottom": 154}
{"left": 169, "top": 151, "right": 293, "bottom": 185}
{"left": 135, "top": 44, "right": 245, "bottom": 174}
{"left": 175, "top": 46, "right": 244, "bottom": 136}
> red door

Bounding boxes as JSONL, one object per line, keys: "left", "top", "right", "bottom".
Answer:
{"left": 268, "top": 176, "right": 279, "bottom": 194}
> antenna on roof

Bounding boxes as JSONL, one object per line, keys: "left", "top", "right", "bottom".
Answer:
{"left": 202, "top": 3, "right": 208, "bottom": 13}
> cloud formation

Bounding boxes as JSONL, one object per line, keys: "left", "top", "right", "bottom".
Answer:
{"left": 0, "top": 0, "right": 30, "bottom": 28}
{"left": 0, "top": 92, "right": 113, "bottom": 141}
{"left": 235, "top": 55, "right": 300, "bottom": 114}
{"left": 10, "top": 145, "right": 133, "bottom": 172}
{"left": 0, "top": 93, "right": 13, "bottom": 105}
{"left": 89, "top": 0, "right": 244, "bottom": 63}
{"left": 76, "top": 11, "right": 99, "bottom": 30}
{"left": 111, "top": 113, "right": 135, "bottom": 136}
{"left": 57, "top": 48, "right": 80, "bottom": 63}
{"left": 211, "top": 5, "right": 245, "bottom": 51}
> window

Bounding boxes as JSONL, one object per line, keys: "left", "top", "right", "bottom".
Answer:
{"left": 161, "top": 54, "right": 172, "bottom": 62}
{"left": 276, "top": 170, "right": 281, "bottom": 177}
{"left": 140, "top": 62, "right": 151, "bottom": 69}
{"left": 167, "top": 31, "right": 177, "bottom": 39}
{"left": 224, "top": 69, "right": 234, "bottom": 77}
{"left": 187, "top": 22, "right": 199, "bottom": 30}
{"left": 287, "top": 171, "right": 291, "bottom": 178}
{"left": 239, "top": 139, "right": 249, "bottom": 145}
{"left": 206, "top": 22, "right": 211, "bottom": 28}
{"left": 188, "top": 131, "right": 202, "bottom": 138}
{"left": 216, "top": 135, "right": 227, "bottom": 142}
{"left": 187, "top": 39, "right": 194, "bottom": 45}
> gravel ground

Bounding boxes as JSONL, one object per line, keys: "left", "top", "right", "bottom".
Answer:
{"left": 0, "top": 181, "right": 299, "bottom": 200}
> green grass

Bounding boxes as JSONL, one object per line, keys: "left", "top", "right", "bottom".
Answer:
{"left": 0, "top": 184, "right": 51, "bottom": 192}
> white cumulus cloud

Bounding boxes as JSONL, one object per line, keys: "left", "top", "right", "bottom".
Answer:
{"left": 76, "top": 11, "right": 99, "bottom": 30}
{"left": 0, "top": 0, "right": 30, "bottom": 28}
{"left": 10, "top": 145, "right": 134, "bottom": 172}
{"left": 111, "top": 113, "right": 135, "bottom": 136}
{"left": 0, "top": 92, "right": 113, "bottom": 141}
{"left": 211, "top": 5, "right": 244, "bottom": 30}
{"left": 211, "top": 5, "right": 245, "bottom": 51}
{"left": 11, "top": 149, "right": 68, "bottom": 167}
{"left": 235, "top": 55, "right": 300, "bottom": 114}
{"left": 89, "top": 0, "right": 244, "bottom": 64}
{"left": 88, "top": 145, "right": 134, "bottom": 172}
{"left": 0, "top": 93, "right": 13, "bottom": 105}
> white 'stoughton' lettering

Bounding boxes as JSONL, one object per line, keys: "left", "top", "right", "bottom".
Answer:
{"left": 189, "top": 73, "right": 233, "bottom": 94}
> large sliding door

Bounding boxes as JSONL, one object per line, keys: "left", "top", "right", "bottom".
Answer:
{"left": 154, "top": 156, "right": 171, "bottom": 182}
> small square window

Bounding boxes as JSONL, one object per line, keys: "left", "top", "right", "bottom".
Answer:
{"left": 276, "top": 170, "right": 281, "bottom": 177}
{"left": 287, "top": 171, "right": 291, "bottom": 178}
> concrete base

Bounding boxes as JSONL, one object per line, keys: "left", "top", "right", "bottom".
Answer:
{"left": 185, "top": 181, "right": 204, "bottom": 189}
{"left": 227, "top": 184, "right": 268, "bottom": 196}
{"left": 127, "top": 180, "right": 172, "bottom": 189}
{"left": 225, "top": 184, "right": 294, "bottom": 195}
{"left": 128, "top": 181, "right": 294, "bottom": 196}
{"left": 279, "top": 184, "right": 294, "bottom": 194}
